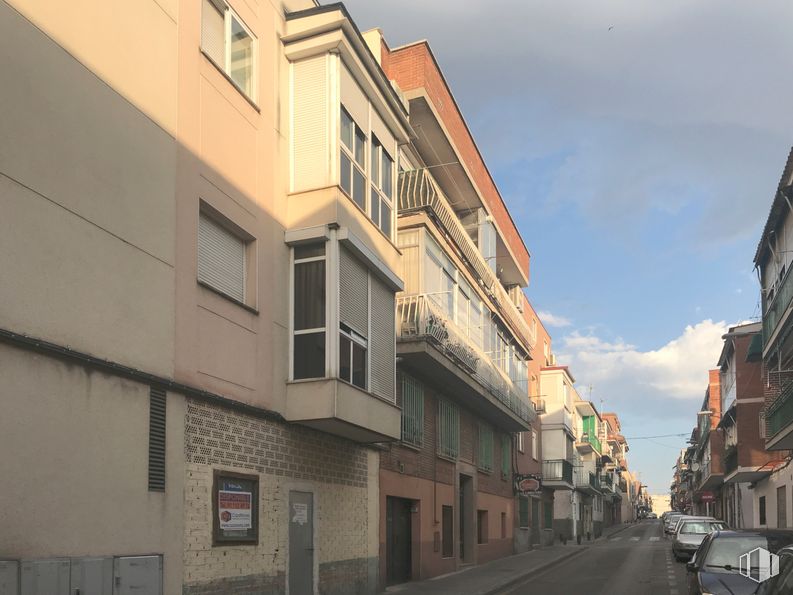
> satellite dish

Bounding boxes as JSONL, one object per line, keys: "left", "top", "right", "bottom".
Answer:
{"left": 690, "top": 462, "right": 701, "bottom": 472}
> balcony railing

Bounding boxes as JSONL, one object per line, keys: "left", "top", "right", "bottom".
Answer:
{"left": 397, "top": 294, "right": 535, "bottom": 424}
{"left": 398, "top": 169, "right": 537, "bottom": 353}
{"left": 764, "top": 265, "right": 793, "bottom": 347}
{"left": 600, "top": 473, "right": 614, "bottom": 491}
{"left": 580, "top": 433, "right": 602, "bottom": 454}
{"left": 575, "top": 470, "right": 599, "bottom": 491}
{"left": 767, "top": 382, "right": 793, "bottom": 439}
{"left": 542, "top": 459, "right": 574, "bottom": 484}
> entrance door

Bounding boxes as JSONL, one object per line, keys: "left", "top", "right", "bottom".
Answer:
{"left": 386, "top": 497, "right": 412, "bottom": 585}
{"left": 459, "top": 475, "right": 473, "bottom": 562}
{"left": 289, "top": 491, "right": 314, "bottom": 595}
{"left": 459, "top": 482, "right": 466, "bottom": 559}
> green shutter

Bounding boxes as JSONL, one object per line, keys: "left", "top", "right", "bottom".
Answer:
{"left": 438, "top": 400, "right": 459, "bottom": 458}
{"left": 401, "top": 374, "right": 424, "bottom": 446}
{"left": 519, "top": 496, "right": 529, "bottom": 528}
{"left": 478, "top": 424, "right": 493, "bottom": 472}
{"left": 501, "top": 435, "right": 510, "bottom": 476}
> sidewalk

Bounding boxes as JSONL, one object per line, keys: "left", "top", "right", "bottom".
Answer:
{"left": 381, "top": 522, "right": 637, "bottom": 595}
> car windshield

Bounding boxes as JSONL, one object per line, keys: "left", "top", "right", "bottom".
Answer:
{"left": 704, "top": 536, "right": 768, "bottom": 571}
{"left": 681, "top": 522, "right": 726, "bottom": 535}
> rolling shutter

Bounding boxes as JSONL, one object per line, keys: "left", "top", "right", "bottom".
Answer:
{"left": 339, "top": 248, "right": 368, "bottom": 334}
{"left": 370, "top": 275, "right": 395, "bottom": 401}
{"left": 201, "top": 0, "right": 225, "bottom": 66}
{"left": 198, "top": 212, "right": 245, "bottom": 303}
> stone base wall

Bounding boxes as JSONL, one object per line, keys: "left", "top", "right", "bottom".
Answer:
{"left": 183, "top": 400, "right": 379, "bottom": 594}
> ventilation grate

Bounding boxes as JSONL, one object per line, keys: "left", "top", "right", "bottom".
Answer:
{"left": 148, "top": 387, "right": 167, "bottom": 491}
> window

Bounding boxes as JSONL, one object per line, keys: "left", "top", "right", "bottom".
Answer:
{"left": 340, "top": 107, "right": 366, "bottom": 210}
{"left": 201, "top": 0, "right": 256, "bottom": 100}
{"left": 198, "top": 211, "right": 248, "bottom": 304}
{"left": 401, "top": 374, "right": 424, "bottom": 446}
{"left": 293, "top": 243, "right": 326, "bottom": 380}
{"left": 477, "top": 510, "right": 488, "bottom": 544}
{"left": 442, "top": 506, "right": 454, "bottom": 558}
{"left": 338, "top": 247, "right": 368, "bottom": 390}
{"left": 518, "top": 496, "right": 529, "bottom": 528}
{"left": 339, "top": 324, "right": 366, "bottom": 388}
{"left": 760, "top": 496, "right": 767, "bottom": 525}
{"left": 213, "top": 470, "right": 258, "bottom": 545}
{"left": 531, "top": 430, "right": 538, "bottom": 461}
{"left": 501, "top": 434, "right": 511, "bottom": 477}
{"left": 438, "top": 400, "right": 459, "bottom": 459}
{"left": 478, "top": 424, "right": 494, "bottom": 472}
{"left": 517, "top": 432, "right": 525, "bottom": 453}
{"left": 370, "top": 135, "right": 394, "bottom": 238}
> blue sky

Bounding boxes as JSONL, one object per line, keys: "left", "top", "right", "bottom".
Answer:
{"left": 341, "top": 0, "right": 793, "bottom": 494}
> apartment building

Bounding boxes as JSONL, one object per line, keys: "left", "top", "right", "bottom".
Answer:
{"left": 361, "top": 34, "right": 541, "bottom": 585}
{"left": 689, "top": 371, "right": 724, "bottom": 519}
{"left": 748, "top": 148, "right": 793, "bottom": 529}
{"left": 601, "top": 413, "right": 629, "bottom": 527}
{"left": 0, "top": 0, "right": 418, "bottom": 593}
{"left": 718, "top": 322, "right": 784, "bottom": 528}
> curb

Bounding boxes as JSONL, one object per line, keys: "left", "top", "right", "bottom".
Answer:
{"left": 486, "top": 547, "right": 589, "bottom": 595}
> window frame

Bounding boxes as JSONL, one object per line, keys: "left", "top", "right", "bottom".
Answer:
{"left": 340, "top": 106, "right": 367, "bottom": 212}
{"left": 400, "top": 374, "right": 424, "bottom": 447}
{"left": 478, "top": 423, "right": 494, "bottom": 473}
{"left": 437, "top": 400, "right": 460, "bottom": 460}
{"left": 517, "top": 431, "right": 525, "bottom": 453}
{"left": 212, "top": 470, "right": 259, "bottom": 546}
{"left": 531, "top": 430, "right": 538, "bottom": 461}
{"left": 291, "top": 243, "right": 328, "bottom": 381}
{"left": 201, "top": 0, "right": 258, "bottom": 103}
{"left": 339, "top": 322, "right": 367, "bottom": 390}
{"left": 370, "top": 134, "right": 394, "bottom": 239}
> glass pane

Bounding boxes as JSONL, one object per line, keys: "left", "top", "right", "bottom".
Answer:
{"left": 340, "top": 108, "right": 353, "bottom": 149}
{"left": 370, "top": 187, "right": 380, "bottom": 224}
{"left": 293, "top": 332, "right": 325, "bottom": 379}
{"left": 340, "top": 152, "right": 352, "bottom": 196}
{"left": 294, "top": 243, "right": 325, "bottom": 260}
{"left": 294, "top": 260, "right": 325, "bottom": 330}
{"left": 230, "top": 16, "right": 253, "bottom": 96}
{"left": 381, "top": 201, "right": 392, "bottom": 238}
{"left": 353, "top": 168, "right": 366, "bottom": 210}
{"left": 352, "top": 342, "right": 366, "bottom": 389}
{"left": 354, "top": 128, "right": 366, "bottom": 167}
{"left": 339, "top": 334, "right": 351, "bottom": 383}
{"left": 371, "top": 138, "right": 380, "bottom": 185}
{"left": 382, "top": 151, "right": 393, "bottom": 197}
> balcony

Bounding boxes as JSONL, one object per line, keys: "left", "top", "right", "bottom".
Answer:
{"left": 576, "top": 470, "right": 601, "bottom": 496}
{"left": 600, "top": 473, "right": 614, "bottom": 493}
{"left": 576, "top": 433, "right": 602, "bottom": 455}
{"left": 398, "top": 169, "right": 536, "bottom": 353}
{"left": 763, "top": 265, "right": 793, "bottom": 351}
{"left": 542, "top": 459, "right": 574, "bottom": 489}
{"left": 396, "top": 294, "right": 535, "bottom": 431}
{"left": 766, "top": 382, "right": 793, "bottom": 450}
{"left": 532, "top": 398, "right": 546, "bottom": 414}
{"left": 724, "top": 445, "right": 738, "bottom": 476}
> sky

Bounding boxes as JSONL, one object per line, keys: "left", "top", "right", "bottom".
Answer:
{"left": 341, "top": 0, "right": 793, "bottom": 494}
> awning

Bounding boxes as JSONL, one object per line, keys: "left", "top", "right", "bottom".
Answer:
{"left": 746, "top": 333, "right": 763, "bottom": 362}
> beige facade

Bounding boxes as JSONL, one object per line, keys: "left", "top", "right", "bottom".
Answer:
{"left": 1, "top": 0, "right": 410, "bottom": 593}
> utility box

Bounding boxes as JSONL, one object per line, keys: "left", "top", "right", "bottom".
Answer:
{"left": 71, "top": 557, "right": 113, "bottom": 595}
{"left": 114, "top": 556, "right": 162, "bottom": 595}
{"left": 0, "top": 561, "right": 19, "bottom": 595}
{"left": 20, "top": 559, "right": 70, "bottom": 595}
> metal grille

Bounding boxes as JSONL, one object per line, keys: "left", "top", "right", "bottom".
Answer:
{"left": 148, "top": 387, "right": 166, "bottom": 492}
{"left": 401, "top": 374, "right": 424, "bottom": 446}
{"left": 370, "top": 275, "right": 395, "bottom": 401}
{"left": 478, "top": 424, "right": 493, "bottom": 472}
{"left": 437, "top": 400, "right": 459, "bottom": 459}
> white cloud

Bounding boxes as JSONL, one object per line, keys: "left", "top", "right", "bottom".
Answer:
{"left": 537, "top": 310, "right": 572, "bottom": 328}
{"left": 556, "top": 319, "right": 728, "bottom": 404}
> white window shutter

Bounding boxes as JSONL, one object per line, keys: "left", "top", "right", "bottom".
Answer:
{"left": 201, "top": 0, "right": 225, "bottom": 66}
{"left": 370, "top": 275, "right": 396, "bottom": 402}
{"left": 198, "top": 213, "right": 245, "bottom": 302}
{"left": 339, "top": 248, "right": 368, "bottom": 334}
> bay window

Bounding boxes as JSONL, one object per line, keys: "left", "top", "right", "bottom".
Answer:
{"left": 340, "top": 107, "right": 366, "bottom": 211}
{"left": 370, "top": 135, "right": 394, "bottom": 237}
{"left": 293, "top": 243, "right": 326, "bottom": 380}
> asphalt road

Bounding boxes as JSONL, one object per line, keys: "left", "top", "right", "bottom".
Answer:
{"left": 501, "top": 520, "right": 689, "bottom": 595}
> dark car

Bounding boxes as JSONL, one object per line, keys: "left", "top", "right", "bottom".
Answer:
{"left": 755, "top": 545, "right": 793, "bottom": 595}
{"left": 687, "top": 530, "right": 793, "bottom": 595}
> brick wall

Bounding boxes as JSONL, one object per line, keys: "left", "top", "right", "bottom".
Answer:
{"left": 183, "top": 400, "right": 377, "bottom": 595}
{"left": 383, "top": 372, "right": 513, "bottom": 499}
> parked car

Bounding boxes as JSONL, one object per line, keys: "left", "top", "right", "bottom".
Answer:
{"left": 666, "top": 513, "right": 685, "bottom": 534}
{"left": 672, "top": 515, "right": 718, "bottom": 537}
{"left": 755, "top": 544, "right": 793, "bottom": 594}
{"left": 686, "top": 529, "right": 793, "bottom": 595}
{"left": 672, "top": 518, "right": 727, "bottom": 562}
{"left": 647, "top": 512, "right": 658, "bottom": 519}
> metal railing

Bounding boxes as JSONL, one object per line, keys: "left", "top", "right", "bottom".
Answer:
{"left": 600, "top": 473, "right": 614, "bottom": 491}
{"left": 398, "top": 169, "right": 537, "bottom": 353}
{"left": 724, "top": 445, "right": 738, "bottom": 475}
{"left": 579, "top": 433, "right": 602, "bottom": 454}
{"left": 396, "top": 294, "right": 536, "bottom": 424}
{"left": 764, "top": 265, "right": 793, "bottom": 347}
{"left": 575, "top": 470, "right": 599, "bottom": 491}
{"left": 542, "top": 459, "right": 574, "bottom": 484}
{"left": 766, "top": 382, "right": 793, "bottom": 439}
